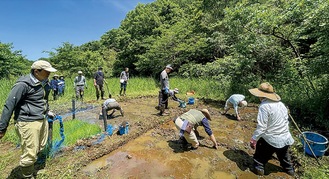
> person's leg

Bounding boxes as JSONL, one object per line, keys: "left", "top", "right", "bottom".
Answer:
{"left": 253, "top": 138, "right": 275, "bottom": 175}
{"left": 75, "top": 87, "right": 80, "bottom": 99}
{"left": 15, "top": 120, "right": 45, "bottom": 178}
{"left": 100, "top": 84, "right": 105, "bottom": 99}
{"left": 80, "top": 86, "right": 85, "bottom": 99}
{"left": 95, "top": 85, "right": 100, "bottom": 100}
{"left": 276, "top": 145, "right": 295, "bottom": 176}
{"left": 120, "top": 83, "right": 124, "bottom": 96}
{"left": 123, "top": 83, "right": 127, "bottom": 96}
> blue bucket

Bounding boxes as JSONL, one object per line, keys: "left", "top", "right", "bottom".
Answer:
{"left": 188, "top": 97, "right": 195, "bottom": 105}
{"left": 119, "top": 122, "right": 129, "bottom": 135}
{"left": 300, "top": 131, "right": 329, "bottom": 157}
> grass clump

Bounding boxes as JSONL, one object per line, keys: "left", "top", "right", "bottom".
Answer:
{"left": 52, "top": 119, "right": 101, "bottom": 146}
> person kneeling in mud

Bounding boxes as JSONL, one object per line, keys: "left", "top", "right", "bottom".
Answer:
{"left": 173, "top": 109, "right": 219, "bottom": 150}
{"left": 100, "top": 95, "right": 124, "bottom": 119}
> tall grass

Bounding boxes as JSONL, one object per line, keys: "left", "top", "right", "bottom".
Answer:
{"left": 0, "top": 76, "right": 225, "bottom": 146}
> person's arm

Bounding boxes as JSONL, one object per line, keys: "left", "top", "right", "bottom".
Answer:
{"left": 250, "top": 106, "right": 268, "bottom": 148}
{"left": 221, "top": 99, "right": 230, "bottom": 115}
{"left": 202, "top": 118, "right": 218, "bottom": 149}
{"left": 0, "top": 82, "right": 27, "bottom": 136}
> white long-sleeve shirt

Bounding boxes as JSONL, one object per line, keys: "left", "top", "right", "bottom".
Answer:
{"left": 225, "top": 94, "right": 245, "bottom": 115}
{"left": 252, "top": 99, "right": 294, "bottom": 148}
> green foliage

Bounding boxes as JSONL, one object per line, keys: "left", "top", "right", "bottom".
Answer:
{"left": 0, "top": 42, "right": 31, "bottom": 79}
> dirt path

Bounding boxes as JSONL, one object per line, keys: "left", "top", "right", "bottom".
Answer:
{"left": 1, "top": 96, "right": 296, "bottom": 178}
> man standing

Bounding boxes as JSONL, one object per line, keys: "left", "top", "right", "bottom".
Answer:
{"left": 119, "top": 67, "right": 129, "bottom": 96}
{"left": 50, "top": 74, "right": 59, "bottom": 100}
{"left": 74, "top": 71, "right": 87, "bottom": 100}
{"left": 94, "top": 66, "right": 105, "bottom": 100}
{"left": 249, "top": 82, "right": 295, "bottom": 176}
{"left": 0, "top": 60, "right": 57, "bottom": 178}
{"left": 156, "top": 65, "right": 173, "bottom": 116}
{"left": 173, "top": 109, "right": 218, "bottom": 150}
{"left": 221, "top": 94, "right": 247, "bottom": 121}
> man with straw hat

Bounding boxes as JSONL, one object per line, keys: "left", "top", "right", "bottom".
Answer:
{"left": 221, "top": 94, "right": 247, "bottom": 121}
{"left": 173, "top": 109, "right": 219, "bottom": 150}
{"left": 249, "top": 82, "right": 295, "bottom": 176}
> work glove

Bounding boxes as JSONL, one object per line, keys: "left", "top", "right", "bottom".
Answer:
{"left": 164, "top": 87, "right": 169, "bottom": 94}
{"left": 47, "top": 111, "right": 56, "bottom": 119}
{"left": 250, "top": 138, "right": 257, "bottom": 149}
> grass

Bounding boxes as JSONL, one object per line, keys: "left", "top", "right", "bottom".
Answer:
{"left": 52, "top": 119, "right": 101, "bottom": 146}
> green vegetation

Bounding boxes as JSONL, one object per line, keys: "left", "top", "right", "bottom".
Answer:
{"left": 52, "top": 119, "right": 101, "bottom": 146}
{"left": 1, "top": 0, "right": 329, "bottom": 178}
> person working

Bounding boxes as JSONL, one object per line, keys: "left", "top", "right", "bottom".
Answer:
{"left": 74, "top": 70, "right": 87, "bottom": 100}
{"left": 100, "top": 95, "right": 124, "bottom": 119}
{"left": 173, "top": 109, "right": 219, "bottom": 150}
{"left": 0, "top": 60, "right": 57, "bottom": 178}
{"left": 221, "top": 94, "right": 247, "bottom": 121}
{"left": 94, "top": 66, "right": 106, "bottom": 100}
{"left": 156, "top": 64, "right": 173, "bottom": 116}
{"left": 249, "top": 82, "right": 295, "bottom": 176}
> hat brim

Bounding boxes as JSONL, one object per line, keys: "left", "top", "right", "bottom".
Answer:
{"left": 249, "top": 88, "right": 281, "bottom": 101}
{"left": 44, "top": 67, "right": 57, "bottom": 72}
{"left": 201, "top": 109, "right": 211, "bottom": 120}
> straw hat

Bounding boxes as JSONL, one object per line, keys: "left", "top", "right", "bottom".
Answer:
{"left": 249, "top": 82, "right": 281, "bottom": 101}
{"left": 201, "top": 109, "right": 211, "bottom": 120}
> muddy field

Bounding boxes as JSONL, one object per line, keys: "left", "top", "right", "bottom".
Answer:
{"left": 1, "top": 96, "right": 326, "bottom": 178}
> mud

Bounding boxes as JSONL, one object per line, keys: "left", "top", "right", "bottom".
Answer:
{"left": 1, "top": 96, "right": 315, "bottom": 178}
{"left": 59, "top": 97, "right": 294, "bottom": 178}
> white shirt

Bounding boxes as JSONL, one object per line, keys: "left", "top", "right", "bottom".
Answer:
{"left": 225, "top": 94, "right": 245, "bottom": 114}
{"left": 252, "top": 99, "right": 294, "bottom": 148}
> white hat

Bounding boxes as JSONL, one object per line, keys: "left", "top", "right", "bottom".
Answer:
{"left": 78, "top": 71, "right": 83, "bottom": 74}
{"left": 31, "top": 60, "right": 57, "bottom": 72}
{"left": 166, "top": 64, "right": 173, "bottom": 70}
{"left": 240, "top": 100, "right": 248, "bottom": 107}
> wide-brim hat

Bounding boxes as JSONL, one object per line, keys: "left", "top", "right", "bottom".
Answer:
{"left": 201, "top": 109, "right": 211, "bottom": 120}
{"left": 249, "top": 82, "right": 281, "bottom": 101}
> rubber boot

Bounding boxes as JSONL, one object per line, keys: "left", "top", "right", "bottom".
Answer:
{"left": 21, "top": 165, "right": 35, "bottom": 178}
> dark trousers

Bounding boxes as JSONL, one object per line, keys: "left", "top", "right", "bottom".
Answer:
{"left": 95, "top": 84, "right": 105, "bottom": 99}
{"left": 253, "top": 138, "right": 294, "bottom": 172}
{"left": 161, "top": 90, "right": 169, "bottom": 108}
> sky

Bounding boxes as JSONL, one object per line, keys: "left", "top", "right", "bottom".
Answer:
{"left": 0, "top": 0, "right": 155, "bottom": 61}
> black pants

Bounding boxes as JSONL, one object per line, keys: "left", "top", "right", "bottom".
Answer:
{"left": 253, "top": 138, "right": 294, "bottom": 172}
{"left": 161, "top": 90, "right": 169, "bottom": 108}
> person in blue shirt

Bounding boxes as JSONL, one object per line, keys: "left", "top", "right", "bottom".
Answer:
{"left": 50, "top": 74, "right": 60, "bottom": 100}
{"left": 221, "top": 94, "right": 247, "bottom": 121}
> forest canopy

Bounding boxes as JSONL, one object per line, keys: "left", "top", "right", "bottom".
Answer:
{"left": 1, "top": 0, "right": 328, "bottom": 129}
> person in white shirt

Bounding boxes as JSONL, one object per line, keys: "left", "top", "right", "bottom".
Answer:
{"left": 249, "top": 82, "right": 294, "bottom": 176}
{"left": 221, "top": 94, "right": 247, "bottom": 121}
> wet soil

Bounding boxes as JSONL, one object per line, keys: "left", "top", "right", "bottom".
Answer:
{"left": 1, "top": 96, "right": 326, "bottom": 178}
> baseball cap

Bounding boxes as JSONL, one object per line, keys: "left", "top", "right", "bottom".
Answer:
{"left": 31, "top": 60, "right": 57, "bottom": 72}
